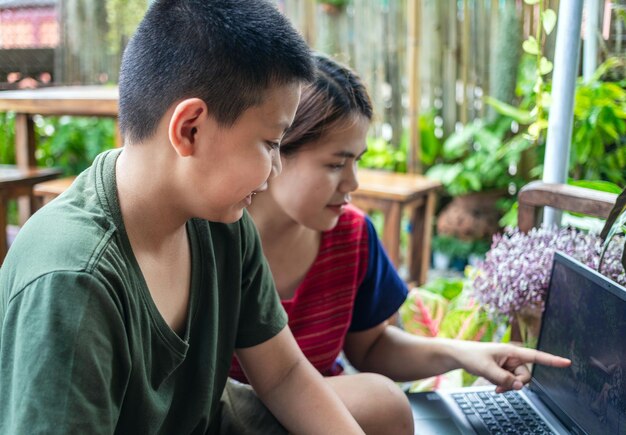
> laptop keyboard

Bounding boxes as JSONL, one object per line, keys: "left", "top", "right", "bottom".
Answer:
{"left": 452, "top": 391, "right": 556, "bottom": 435}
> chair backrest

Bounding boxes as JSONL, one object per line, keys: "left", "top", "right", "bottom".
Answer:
{"left": 517, "top": 181, "right": 618, "bottom": 232}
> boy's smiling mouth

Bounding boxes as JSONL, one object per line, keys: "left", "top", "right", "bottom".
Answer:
{"left": 243, "top": 184, "right": 268, "bottom": 206}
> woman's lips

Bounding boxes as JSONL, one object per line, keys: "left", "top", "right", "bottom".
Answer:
{"left": 326, "top": 202, "right": 348, "bottom": 214}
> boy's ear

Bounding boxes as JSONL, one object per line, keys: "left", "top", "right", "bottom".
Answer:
{"left": 169, "top": 98, "right": 208, "bottom": 157}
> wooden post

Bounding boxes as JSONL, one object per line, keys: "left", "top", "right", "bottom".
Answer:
{"left": 487, "top": 0, "right": 499, "bottom": 119}
{"left": 443, "top": 0, "right": 458, "bottom": 137}
{"left": 460, "top": 0, "right": 470, "bottom": 125}
{"left": 407, "top": 0, "right": 422, "bottom": 174}
{"left": 476, "top": 0, "right": 487, "bottom": 118}
{"left": 14, "top": 114, "right": 37, "bottom": 224}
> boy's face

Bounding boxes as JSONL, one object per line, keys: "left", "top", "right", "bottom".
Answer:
{"left": 191, "top": 82, "right": 301, "bottom": 223}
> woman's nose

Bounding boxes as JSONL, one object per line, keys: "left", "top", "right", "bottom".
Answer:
{"left": 341, "top": 163, "right": 359, "bottom": 193}
{"left": 271, "top": 149, "right": 282, "bottom": 177}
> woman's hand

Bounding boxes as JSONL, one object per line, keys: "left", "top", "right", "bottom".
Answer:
{"left": 453, "top": 341, "right": 571, "bottom": 393}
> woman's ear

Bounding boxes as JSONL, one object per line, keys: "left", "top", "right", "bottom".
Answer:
{"left": 169, "top": 98, "right": 207, "bottom": 157}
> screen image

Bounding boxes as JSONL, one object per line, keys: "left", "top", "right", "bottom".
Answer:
{"left": 531, "top": 256, "right": 626, "bottom": 435}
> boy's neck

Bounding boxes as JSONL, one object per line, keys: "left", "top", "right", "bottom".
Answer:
{"left": 115, "top": 143, "right": 193, "bottom": 334}
{"left": 115, "top": 143, "right": 190, "bottom": 247}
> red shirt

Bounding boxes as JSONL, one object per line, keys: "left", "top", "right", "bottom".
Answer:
{"left": 230, "top": 205, "right": 369, "bottom": 380}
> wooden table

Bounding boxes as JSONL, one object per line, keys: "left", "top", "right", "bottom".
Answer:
{"left": 0, "top": 165, "right": 62, "bottom": 263}
{"left": 0, "top": 86, "right": 119, "bottom": 222}
{"left": 352, "top": 169, "right": 441, "bottom": 285}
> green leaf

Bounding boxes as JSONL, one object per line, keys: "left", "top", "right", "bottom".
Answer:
{"left": 539, "top": 57, "right": 554, "bottom": 75}
{"left": 522, "top": 36, "right": 540, "bottom": 55}
{"left": 426, "top": 163, "right": 464, "bottom": 187}
{"left": 542, "top": 9, "right": 557, "bottom": 35}
{"left": 528, "top": 119, "right": 548, "bottom": 138}
{"left": 439, "top": 307, "right": 495, "bottom": 341}
{"left": 484, "top": 97, "right": 535, "bottom": 124}
{"left": 399, "top": 289, "right": 449, "bottom": 337}
{"left": 474, "top": 128, "right": 502, "bottom": 153}
{"left": 569, "top": 180, "right": 623, "bottom": 194}
{"left": 422, "top": 277, "right": 465, "bottom": 300}
{"left": 419, "top": 112, "right": 442, "bottom": 165}
{"left": 442, "top": 120, "right": 484, "bottom": 159}
{"left": 591, "top": 57, "right": 625, "bottom": 82}
{"left": 499, "top": 202, "right": 519, "bottom": 227}
{"left": 462, "top": 171, "right": 483, "bottom": 193}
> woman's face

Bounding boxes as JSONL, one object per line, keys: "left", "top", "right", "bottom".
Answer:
{"left": 268, "top": 115, "right": 370, "bottom": 231}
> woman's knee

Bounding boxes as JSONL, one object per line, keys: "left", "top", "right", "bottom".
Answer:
{"left": 328, "top": 373, "right": 413, "bottom": 434}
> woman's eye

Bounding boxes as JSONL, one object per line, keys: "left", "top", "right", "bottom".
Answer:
{"left": 327, "top": 163, "right": 345, "bottom": 170}
{"left": 266, "top": 141, "right": 280, "bottom": 150}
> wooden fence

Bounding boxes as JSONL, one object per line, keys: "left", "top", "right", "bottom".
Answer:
{"left": 13, "top": 0, "right": 624, "bottom": 168}
{"left": 278, "top": 0, "right": 626, "bottom": 171}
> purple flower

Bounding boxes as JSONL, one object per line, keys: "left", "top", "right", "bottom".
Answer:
{"left": 471, "top": 225, "right": 626, "bottom": 319}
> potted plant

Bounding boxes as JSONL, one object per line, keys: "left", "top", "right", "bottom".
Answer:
{"left": 470, "top": 225, "right": 626, "bottom": 347}
{"left": 431, "top": 234, "right": 455, "bottom": 270}
{"left": 399, "top": 276, "right": 499, "bottom": 391}
{"left": 431, "top": 235, "right": 485, "bottom": 272}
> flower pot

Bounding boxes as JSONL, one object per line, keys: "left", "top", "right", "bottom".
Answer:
{"left": 437, "top": 190, "right": 505, "bottom": 241}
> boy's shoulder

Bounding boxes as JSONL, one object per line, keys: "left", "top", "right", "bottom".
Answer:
{"left": 1, "top": 151, "right": 121, "bottom": 290}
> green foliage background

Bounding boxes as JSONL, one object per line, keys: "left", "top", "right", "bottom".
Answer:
{"left": 0, "top": 115, "right": 115, "bottom": 175}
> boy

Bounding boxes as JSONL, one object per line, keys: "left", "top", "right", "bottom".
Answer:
{"left": 0, "top": 0, "right": 363, "bottom": 433}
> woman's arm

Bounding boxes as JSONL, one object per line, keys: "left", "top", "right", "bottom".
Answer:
{"left": 344, "top": 324, "right": 570, "bottom": 392}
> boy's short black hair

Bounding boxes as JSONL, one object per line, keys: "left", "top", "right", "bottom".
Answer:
{"left": 118, "top": 0, "right": 314, "bottom": 144}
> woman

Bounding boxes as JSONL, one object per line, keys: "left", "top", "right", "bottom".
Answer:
{"left": 229, "top": 54, "right": 570, "bottom": 434}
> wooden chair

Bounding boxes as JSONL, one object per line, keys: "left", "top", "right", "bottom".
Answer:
{"left": 517, "top": 181, "right": 617, "bottom": 233}
{"left": 33, "top": 176, "right": 76, "bottom": 207}
{"left": 351, "top": 169, "right": 441, "bottom": 286}
{"left": 511, "top": 180, "right": 618, "bottom": 342}
{"left": 0, "top": 165, "right": 62, "bottom": 264}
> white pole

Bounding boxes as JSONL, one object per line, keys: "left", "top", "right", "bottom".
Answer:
{"left": 583, "top": 0, "right": 600, "bottom": 81}
{"left": 543, "top": 0, "right": 584, "bottom": 227}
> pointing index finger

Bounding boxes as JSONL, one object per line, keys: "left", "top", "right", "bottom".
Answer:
{"left": 515, "top": 348, "right": 571, "bottom": 367}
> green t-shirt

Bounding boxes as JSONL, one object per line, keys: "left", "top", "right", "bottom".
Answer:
{"left": 0, "top": 149, "right": 287, "bottom": 434}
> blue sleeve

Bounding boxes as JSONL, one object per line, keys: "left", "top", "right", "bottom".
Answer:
{"left": 349, "top": 216, "right": 408, "bottom": 332}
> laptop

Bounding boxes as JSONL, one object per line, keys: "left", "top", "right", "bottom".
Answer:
{"left": 407, "top": 251, "right": 626, "bottom": 435}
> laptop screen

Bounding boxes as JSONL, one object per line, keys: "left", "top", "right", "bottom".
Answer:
{"left": 530, "top": 252, "right": 626, "bottom": 435}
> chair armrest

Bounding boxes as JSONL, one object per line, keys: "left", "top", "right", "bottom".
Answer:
{"left": 517, "top": 181, "right": 618, "bottom": 232}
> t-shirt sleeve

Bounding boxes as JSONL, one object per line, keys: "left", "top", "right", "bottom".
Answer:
{"left": 0, "top": 272, "right": 129, "bottom": 434}
{"left": 349, "top": 215, "right": 408, "bottom": 332}
{"left": 235, "top": 211, "right": 288, "bottom": 348}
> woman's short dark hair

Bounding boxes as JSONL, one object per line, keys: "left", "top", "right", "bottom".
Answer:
{"left": 118, "top": 0, "right": 314, "bottom": 144}
{"left": 279, "top": 54, "right": 373, "bottom": 156}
